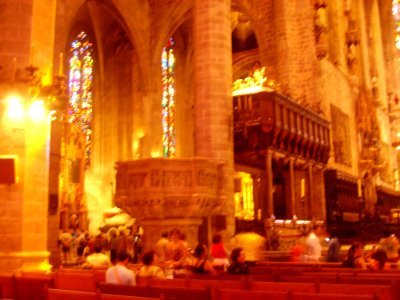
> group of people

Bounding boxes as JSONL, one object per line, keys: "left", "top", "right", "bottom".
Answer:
{"left": 291, "top": 224, "right": 400, "bottom": 271}
{"left": 342, "top": 231, "right": 400, "bottom": 270}
{"left": 103, "top": 228, "right": 250, "bottom": 285}
{"left": 58, "top": 225, "right": 143, "bottom": 266}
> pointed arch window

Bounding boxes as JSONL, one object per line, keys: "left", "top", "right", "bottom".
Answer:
{"left": 68, "top": 31, "right": 94, "bottom": 168}
{"left": 161, "top": 37, "right": 176, "bottom": 157}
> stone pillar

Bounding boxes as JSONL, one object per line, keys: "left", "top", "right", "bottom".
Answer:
{"left": 193, "top": 0, "right": 234, "bottom": 236}
{"left": 289, "top": 158, "right": 296, "bottom": 217}
{"left": 265, "top": 150, "right": 274, "bottom": 217}
{"left": 47, "top": 116, "right": 63, "bottom": 269}
{"left": 307, "top": 163, "right": 314, "bottom": 219}
{"left": 0, "top": 106, "right": 51, "bottom": 271}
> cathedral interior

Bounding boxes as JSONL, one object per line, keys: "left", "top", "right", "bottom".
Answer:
{"left": 0, "top": 0, "right": 400, "bottom": 271}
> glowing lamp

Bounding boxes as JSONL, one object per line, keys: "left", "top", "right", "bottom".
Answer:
{"left": 28, "top": 100, "right": 46, "bottom": 121}
{"left": 6, "top": 95, "right": 25, "bottom": 120}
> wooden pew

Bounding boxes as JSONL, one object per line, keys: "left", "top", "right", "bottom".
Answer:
{"left": 98, "top": 283, "right": 151, "bottom": 297}
{"left": 287, "top": 292, "right": 376, "bottom": 300}
{"left": 217, "top": 289, "right": 288, "bottom": 300}
{"left": 47, "top": 288, "right": 98, "bottom": 300}
{"left": 217, "top": 289, "right": 376, "bottom": 300}
{"left": 14, "top": 275, "right": 55, "bottom": 300}
{"left": 138, "top": 277, "right": 246, "bottom": 290}
{"left": 100, "top": 295, "right": 159, "bottom": 300}
{"left": 318, "top": 283, "right": 392, "bottom": 300}
{"left": 149, "top": 286, "right": 211, "bottom": 300}
{"left": 0, "top": 273, "right": 15, "bottom": 300}
{"left": 251, "top": 281, "right": 315, "bottom": 293}
{"left": 55, "top": 271, "right": 97, "bottom": 292}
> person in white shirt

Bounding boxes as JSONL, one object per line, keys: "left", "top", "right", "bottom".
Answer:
{"left": 304, "top": 224, "right": 323, "bottom": 262}
{"left": 86, "top": 244, "right": 111, "bottom": 268}
{"left": 106, "top": 252, "right": 136, "bottom": 285}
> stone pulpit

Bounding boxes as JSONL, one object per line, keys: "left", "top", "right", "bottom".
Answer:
{"left": 114, "top": 157, "right": 224, "bottom": 249}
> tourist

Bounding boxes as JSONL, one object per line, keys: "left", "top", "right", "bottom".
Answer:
{"left": 155, "top": 231, "right": 169, "bottom": 262}
{"left": 191, "top": 244, "right": 217, "bottom": 275}
{"left": 342, "top": 242, "right": 367, "bottom": 269}
{"left": 304, "top": 224, "right": 323, "bottom": 262}
{"left": 165, "top": 228, "right": 186, "bottom": 264}
{"left": 326, "top": 228, "right": 340, "bottom": 262}
{"left": 105, "top": 252, "right": 136, "bottom": 285}
{"left": 370, "top": 248, "right": 390, "bottom": 270}
{"left": 226, "top": 247, "right": 249, "bottom": 274}
{"left": 210, "top": 232, "right": 229, "bottom": 266}
{"left": 86, "top": 244, "right": 111, "bottom": 268}
{"left": 379, "top": 231, "right": 399, "bottom": 263}
{"left": 137, "top": 250, "right": 165, "bottom": 279}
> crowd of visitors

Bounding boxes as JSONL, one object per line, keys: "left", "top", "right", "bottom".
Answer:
{"left": 58, "top": 224, "right": 400, "bottom": 287}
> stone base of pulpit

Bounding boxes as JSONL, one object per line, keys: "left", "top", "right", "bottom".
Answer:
{"left": 141, "top": 218, "right": 203, "bottom": 251}
{"left": 0, "top": 251, "right": 51, "bottom": 271}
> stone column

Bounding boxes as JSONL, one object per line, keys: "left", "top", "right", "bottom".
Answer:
{"left": 307, "top": 163, "right": 314, "bottom": 219}
{"left": 0, "top": 107, "right": 51, "bottom": 271}
{"left": 193, "top": 0, "right": 234, "bottom": 236}
{"left": 289, "top": 158, "right": 296, "bottom": 217}
{"left": 265, "top": 150, "right": 274, "bottom": 217}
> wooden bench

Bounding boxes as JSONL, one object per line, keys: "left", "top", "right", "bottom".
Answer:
{"left": 217, "top": 289, "right": 377, "bottom": 300}
{"left": 55, "top": 271, "right": 97, "bottom": 292}
{"left": 98, "top": 283, "right": 151, "bottom": 297}
{"left": 14, "top": 275, "right": 55, "bottom": 300}
{"left": 47, "top": 288, "right": 98, "bottom": 300}
{"left": 0, "top": 273, "right": 15, "bottom": 299}
{"left": 149, "top": 286, "right": 211, "bottom": 300}
{"left": 100, "top": 295, "right": 159, "bottom": 300}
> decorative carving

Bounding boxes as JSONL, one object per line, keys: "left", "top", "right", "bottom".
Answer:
{"left": 114, "top": 158, "right": 224, "bottom": 221}
{"left": 314, "top": 0, "right": 328, "bottom": 59}
{"left": 330, "top": 104, "right": 352, "bottom": 167}
{"left": 163, "top": 171, "right": 192, "bottom": 187}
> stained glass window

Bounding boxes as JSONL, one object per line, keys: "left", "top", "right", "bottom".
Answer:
{"left": 393, "top": 0, "right": 400, "bottom": 57}
{"left": 68, "top": 31, "right": 94, "bottom": 168}
{"left": 161, "top": 37, "right": 176, "bottom": 157}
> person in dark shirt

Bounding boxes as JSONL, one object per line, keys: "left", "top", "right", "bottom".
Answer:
{"left": 226, "top": 247, "right": 249, "bottom": 274}
{"left": 191, "top": 244, "right": 216, "bottom": 275}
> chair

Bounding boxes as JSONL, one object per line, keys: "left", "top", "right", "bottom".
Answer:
{"left": 47, "top": 288, "right": 98, "bottom": 300}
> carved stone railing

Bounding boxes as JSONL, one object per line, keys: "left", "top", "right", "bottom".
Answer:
{"left": 114, "top": 158, "right": 224, "bottom": 221}
{"left": 233, "top": 91, "right": 330, "bottom": 164}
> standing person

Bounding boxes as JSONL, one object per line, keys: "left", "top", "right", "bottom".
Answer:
{"left": 108, "top": 229, "right": 119, "bottom": 264}
{"left": 165, "top": 228, "right": 186, "bottom": 264}
{"left": 210, "top": 233, "right": 229, "bottom": 266}
{"left": 226, "top": 247, "right": 249, "bottom": 274}
{"left": 304, "top": 224, "right": 323, "bottom": 262}
{"left": 155, "top": 231, "right": 169, "bottom": 262}
{"left": 105, "top": 252, "right": 136, "bottom": 285}
{"left": 326, "top": 228, "right": 340, "bottom": 262}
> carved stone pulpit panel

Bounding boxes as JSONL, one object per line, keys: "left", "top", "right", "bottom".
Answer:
{"left": 114, "top": 158, "right": 225, "bottom": 249}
